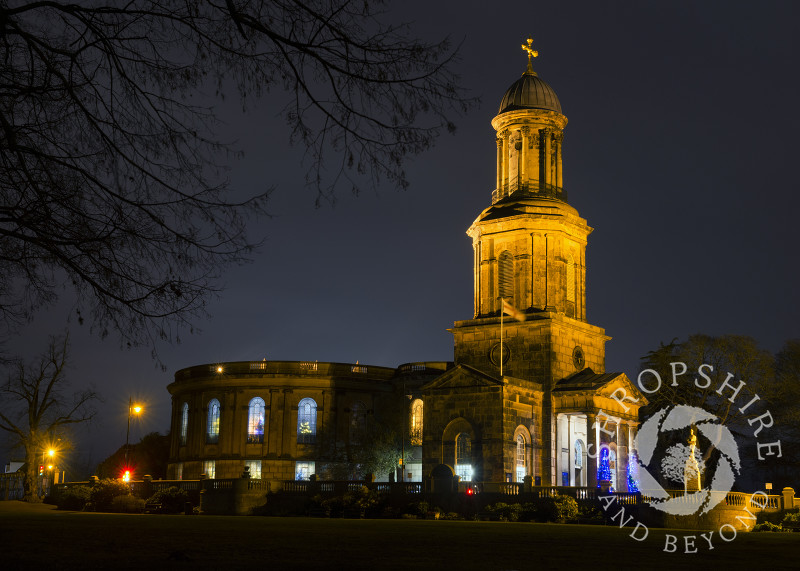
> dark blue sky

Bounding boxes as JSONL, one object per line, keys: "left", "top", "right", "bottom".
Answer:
{"left": 4, "top": 1, "right": 799, "bottom": 473}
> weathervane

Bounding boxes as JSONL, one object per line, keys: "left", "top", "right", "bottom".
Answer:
{"left": 521, "top": 37, "right": 538, "bottom": 73}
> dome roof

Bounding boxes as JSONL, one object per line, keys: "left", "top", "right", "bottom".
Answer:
{"left": 498, "top": 71, "right": 562, "bottom": 114}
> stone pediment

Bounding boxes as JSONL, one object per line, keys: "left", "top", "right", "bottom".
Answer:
{"left": 596, "top": 373, "right": 647, "bottom": 406}
{"left": 554, "top": 369, "right": 647, "bottom": 420}
{"left": 421, "top": 364, "right": 504, "bottom": 392}
{"left": 555, "top": 369, "right": 646, "bottom": 400}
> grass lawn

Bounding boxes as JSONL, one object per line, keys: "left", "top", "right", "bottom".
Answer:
{"left": 1, "top": 501, "right": 799, "bottom": 570}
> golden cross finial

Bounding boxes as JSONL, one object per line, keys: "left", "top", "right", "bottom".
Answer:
{"left": 521, "top": 37, "right": 538, "bottom": 73}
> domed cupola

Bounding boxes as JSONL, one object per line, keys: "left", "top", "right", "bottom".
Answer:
{"left": 490, "top": 38, "right": 568, "bottom": 204}
{"left": 498, "top": 71, "right": 562, "bottom": 114}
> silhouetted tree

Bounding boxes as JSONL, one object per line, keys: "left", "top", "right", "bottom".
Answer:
{"left": 639, "top": 334, "right": 773, "bottom": 428}
{"left": 96, "top": 432, "right": 170, "bottom": 480}
{"left": 0, "top": 1, "right": 470, "bottom": 352}
{"left": 0, "top": 336, "right": 98, "bottom": 501}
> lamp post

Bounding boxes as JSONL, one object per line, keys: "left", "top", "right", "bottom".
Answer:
{"left": 40, "top": 448, "right": 55, "bottom": 497}
{"left": 125, "top": 397, "right": 143, "bottom": 466}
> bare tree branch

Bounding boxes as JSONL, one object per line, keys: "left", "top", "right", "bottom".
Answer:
{"left": 0, "top": 334, "right": 99, "bottom": 501}
{"left": 0, "top": 1, "right": 472, "bottom": 352}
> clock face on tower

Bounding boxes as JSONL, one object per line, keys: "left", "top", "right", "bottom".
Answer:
{"left": 572, "top": 346, "right": 585, "bottom": 370}
{"left": 489, "top": 342, "right": 510, "bottom": 366}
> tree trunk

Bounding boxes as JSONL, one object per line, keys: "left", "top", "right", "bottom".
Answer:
{"left": 23, "top": 448, "right": 42, "bottom": 503}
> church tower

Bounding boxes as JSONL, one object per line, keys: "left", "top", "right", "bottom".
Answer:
{"left": 452, "top": 38, "right": 608, "bottom": 384}
{"left": 422, "top": 39, "right": 644, "bottom": 488}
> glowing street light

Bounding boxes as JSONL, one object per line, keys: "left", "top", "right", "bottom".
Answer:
{"left": 40, "top": 448, "right": 56, "bottom": 497}
{"left": 125, "top": 397, "right": 144, "bottom": 466}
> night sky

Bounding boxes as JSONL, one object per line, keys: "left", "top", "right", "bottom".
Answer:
{"left": 3, "top": 1, "right": 799, "bottom": 474}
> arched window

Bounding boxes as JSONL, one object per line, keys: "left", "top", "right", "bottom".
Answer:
{"left": 349, "top": 401, "right": 366, "bottom": 445}
{"left": 498, "top": 250, "right": 514, "bottom": 301}
{"left": 566, "top": 254, "right": 576, "bottom": 303}
{"left": 410, "top": 399, "right": 423, "bottom": 446}
{"left": 206, "top": 399, "right": 220, "bottom": 444}
{"left": 247, "top": 397, "right": 265, "bottom": 444}
{"left": 574, "top": 440, "right": 583, "bottom": 469}
{"left": 297, "top": 398, "right": 317, "bottom": 444}
{"left": 455, "top": 432, "right": 473, "bottom": 482}
{"left": 179, "top": 403, "right": 189, "bottom": 446}
{"left": 516, "top": 435, "right": 526, "bottom": 482}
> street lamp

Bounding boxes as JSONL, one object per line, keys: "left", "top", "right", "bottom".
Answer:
{"left": 40, "top": 448, "right": 55, "bottom": 497}
{"left": 125, "top": 397, "right": 143, "bottom": 466}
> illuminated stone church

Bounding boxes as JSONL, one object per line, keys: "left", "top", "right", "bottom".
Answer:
{"left": 166, "top": 40, "right": 646, "bottom": 491}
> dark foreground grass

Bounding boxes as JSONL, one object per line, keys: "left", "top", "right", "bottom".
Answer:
{"left": 1, "top": 501, "right": 798, "bottom": 570}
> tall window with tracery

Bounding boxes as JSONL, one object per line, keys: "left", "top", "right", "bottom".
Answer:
{"left": 499, "top": 250, "right": 514, "bottom": 301}
{"left": 516, "top": 435, "right": 526, "bottom": 482}
{"left": 455, "top": 432, "right": 473, "bottom": 481}
{"left": 207, "top": 399, "right": 220, "bottom": 444}
{"left": 349, "top": 401, "right": 366, "bottom": 445}
{"left": 179, "top": 402, "right": 189, "bottom": 446}
{"left": 297, "top": 398, "right": 317, "bottom": 444}
{"left": 247, "top": 397, "right": 265, "bottom": 444}
{"left": 410, "top": 399, "right": 423, "bottom": 446}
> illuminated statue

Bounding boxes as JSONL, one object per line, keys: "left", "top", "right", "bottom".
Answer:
{"left": 684, "top": 427, "right": 701, "bottom": 493}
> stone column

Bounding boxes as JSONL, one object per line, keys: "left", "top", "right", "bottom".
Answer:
{"left": 618, "top": 423, "right": 629, "bottom": 492}
{"left": 586, "top": 412, "right": 597, "bottom": 488}
{"left": 520, "top": 127, "right": 529, "bottom": 191}
{"left": 532, "top": 130, "right": 541, "bottom": 190}
{"left": 473, "top": 242, "right": 480, "bottom": 317}
{"left": 567, "top": 414, "right": 573, "bottom": 486}
{"left": 555, "top": 132, "right": 563, "bottom": 189}
{"left": 495, "top": 136, "right": 503, "bottom": 198}
{"left": 502, "top": 130, "right": 510, "bottom": 197}
{"left": 542, "top": 129, "right": 551, "bottom": 191}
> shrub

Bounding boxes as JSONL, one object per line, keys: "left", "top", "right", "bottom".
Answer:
{"left": 540, "top": 494, "right": 579, "bottom": 523}
{"left": 577, "top": 504, "right": 606, "bottom": 524}
{"left": 110, "top": 495, "right": 145, "bottom": 513}
{"left": 752, "top": 521, "right": 785, "bottom": 533}
{"left": 406, "top": 501, "right": 429, "bottom": 517}
{"left": 782, "top": 511, "right": 800, "bottom": 526}
{"left": 486, "top": 502, "right": 523, "bottom": 522}
{"left": 147, "top": 486, "right": 189, "bottom": 514}
{"left": 519, "top": 502, "right": 538, "bottom": 522}
{"left": 57, "top": 486, "right": 92, "bottom": 511}
{"left": 90, "top": 478, "right": 132, "bottom": 512}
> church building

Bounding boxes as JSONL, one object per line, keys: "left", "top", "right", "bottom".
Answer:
{"left": 166, "top": 39, "right": 647, "bottom": 491}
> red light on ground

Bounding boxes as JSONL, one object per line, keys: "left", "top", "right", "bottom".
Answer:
{"left": 466, "top": 487, "right": 474, "bottom": 496}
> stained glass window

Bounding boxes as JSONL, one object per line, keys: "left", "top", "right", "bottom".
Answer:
{"left": 207, "top": 399, "right": 220, "bottom": 444}
{"left": 179, "top": 402, "right": 189, "bottom": 446}
{"left": 410, "top": 399, "right": 423, "bottom": 446}
{"left": 247, "top": 397, "right": 265, "bottom": 444}
{"left": 203, "top": 460, "right": 216, "bottom": 479}
{"left": 297, "top": 398, "right": 317, "bottom": 444}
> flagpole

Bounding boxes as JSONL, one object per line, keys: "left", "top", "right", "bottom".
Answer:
{"left": 500, "top": 297, "right": 504, "bottom": 378}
